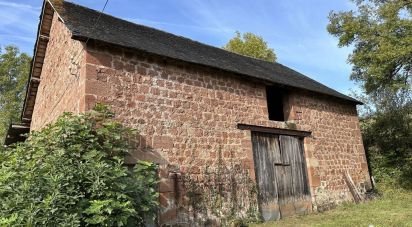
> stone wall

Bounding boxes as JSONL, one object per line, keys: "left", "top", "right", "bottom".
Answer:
{"left": 287, "top": 91, "right": 371, "bottom": 211}
{"left": 84, "top": 42, "right": 269, "bottom": 225}
{"left": 80, "top": 41, "right": 371, "bottom": 225}
{"left": 30, "top": 12, "right": 86, "bottom": 131}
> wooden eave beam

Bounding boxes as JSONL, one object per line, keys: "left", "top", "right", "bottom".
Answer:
{"left": 237, "top": 124, "right": 312, "bottom": 138}
{"left": 21, "top": 0, "right": 54, "bottom": 124}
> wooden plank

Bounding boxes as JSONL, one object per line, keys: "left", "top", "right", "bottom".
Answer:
{"left": 43, "top": 14, "right": 53, "bottom": 20}
{"left": 31, "top": 77, "right": 41, "bottom": 83}
{"left": 36, "top": 51, "right": 45, "bottom": 57}
{"left": 280, "top": 136, "right": 310, "bottom": 197}
{"left": 238, "top": 124, "right": 311, "bottom": 137}
{"left": 252, "top": 132, "right": 281, "bottom": 221}
{"left": 278, "top": 135, "right": 311, "bottom": 217}
{"left": 343, "top": 171, "right": 363, "bottom": 203}
{"left": 38, "top": 42, "right": 47, "bottom": 48}
{"left": 37, "top": 45, "right": 46, "bottom": 50}
{"left": 34, "top": 68, "right": 42, "bottom": 74}
{"left": 251, "top": 132, "right": 312, "bottom": 220}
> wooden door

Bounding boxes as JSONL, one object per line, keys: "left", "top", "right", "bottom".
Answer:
{"left": 252, "top": 132, "right": 311, "bottom": 221}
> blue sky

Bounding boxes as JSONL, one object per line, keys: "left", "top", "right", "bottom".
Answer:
{"left": 0, "top": 0, "right": 358, "bottom": 94}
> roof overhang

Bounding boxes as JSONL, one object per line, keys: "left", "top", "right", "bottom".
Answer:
{"left": 4, "top": 1, "right": 62, "bottom": 145}
{"left": 21, "top": 0, "right": 56, "bottom": 125}
{"left": 237, "top": 124, "right": 312, "bottom": 138}
{"left": 4, "top": 124, "right": 30, "bottom": 146}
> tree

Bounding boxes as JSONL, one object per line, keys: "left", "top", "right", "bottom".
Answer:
{"left": 327, "top": 0, "right": 412, "bottom": 94}
{"left": 0, "top": 46, "right": 31, "bottom": 142}
{"left": 223, "top": 32, "right": 277, "bottom": 62}
{"left": 0, "top": 105, "right": 158, "bottom": 226}
{"left": 358, "top": 90, "right": 412, "bottom": 189}
{"left": 328, "top": 0, "right": 412, "bottom": 189}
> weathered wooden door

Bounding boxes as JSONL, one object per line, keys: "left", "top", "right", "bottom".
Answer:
{"left": 252, "top": 132, "right": 311, "bottom": 221}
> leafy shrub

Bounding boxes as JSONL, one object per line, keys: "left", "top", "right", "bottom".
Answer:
{"left": 0, "top": 105, "right": 158, "bottom": 226}
{"left": 360, "top": 104, "right": 412, "bottom": 190}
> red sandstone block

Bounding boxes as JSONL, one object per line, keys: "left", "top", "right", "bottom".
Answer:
{"left": 85, "top": 64, "right": 97, "bottom": 80}
{"left": 159, "top": 192, "right": 177, "bottom": 208}
{"left": 153, "top": 135, "right": 174, "bottom": 149}
{"left": 241, "top": 139, "right": 252, "bottom": 149}
{"left": 140, "top": 85, "right": 149, "bottom": 93}
{"left": 168, "top": 91, "right": 177, "bottom": 98}
{"left": 310, "top": 174, "right": 321, "bottom": 187}
{"left": 84, "top": 94, "right": 97, "bottom": 110}
{"left": 135, "top": 94, "right": 145, "bottom": 102}
{"left": 150, "top": 87, "right": 160, "bottom": 95}
{"left": 159, "top": 207, "right": 178, "bottom": 223}
{"left": 157, "top": 80, "right": 165, "bottom": 87}
{"left": 127, "top": 101, "right": 136, "bottom": 108}
{"left": 148, "top": 70, "right": 158, "bottom": 77}
{"left": 108, "top": 76, "right": 121, "bottom": 85}
{"left": 190, "top": 166, "right": 200, "bottom": 174}
{"left": 242, "top": 159, "right": 254, "bottom": 169}
{"left": 96, "top": 71, "right": 108, "bottom": 82}
{"left": 85, "top": 80, "right": 110, "bottom": 97}
{"left": 124, "top": 63, "right": 135, "bottom": 73}
{"left": 161, "top": 71, "right": 168, "bottom": 79}
{"left": 159, "top": 168, "right": 169, "bottom": 178}
{"left": 136, "top": 66, "right": 147, "bottom": 75}
{"left": 166, "top": 81, "right": 174, "bottom": 89}
{"left": 159, "top": 179, "right": 175, "bottom": 192}
{"left": 113, "top": 60, "right": 124, "bottom": 71}
{"left": 361, "top": 162, "right": 368, "bottom": 171}
{"left": 86, "top": 51, "right": 112, "bottom": 67}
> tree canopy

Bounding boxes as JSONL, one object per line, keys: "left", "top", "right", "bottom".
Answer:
{"left": 223, "top": 32, "right": 277, "bottom": 62}
{"left": 0, "top": 45, "right": 31, "bottom": 143}
{"left": 327, "top": 0, "right": 412, "bottom": 94}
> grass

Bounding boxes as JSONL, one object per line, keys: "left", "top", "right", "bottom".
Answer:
{"left": 251, "top": 186, "right": 412, "bottom": 227}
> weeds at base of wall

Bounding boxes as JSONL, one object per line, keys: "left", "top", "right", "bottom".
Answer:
{"left": 179, "top": 148, "right": 261, "bottom": 226}
{"left": 313, "top": 186, "right": 340, "bottom": 212}
{"left": 313, "top": 179, "right": 371, "bottom": 213}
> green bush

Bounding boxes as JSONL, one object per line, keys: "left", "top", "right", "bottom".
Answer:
{"left": 360, "top": 104, "right": 412, "bottom": 190}
{"left": 0, "top": 105, "right": 158, "bottom": 226}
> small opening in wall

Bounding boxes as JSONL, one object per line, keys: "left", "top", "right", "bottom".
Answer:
{"left": 266, "top": 86, "right": 286, "bottom": 121}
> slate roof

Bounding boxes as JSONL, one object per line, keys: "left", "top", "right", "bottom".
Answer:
{"left": 53, "top": 1, "right": 360, "bottom": 104}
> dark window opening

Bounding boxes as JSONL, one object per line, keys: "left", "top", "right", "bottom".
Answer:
{"left": 266, "top": 86, "right": 285, "bottom": 121}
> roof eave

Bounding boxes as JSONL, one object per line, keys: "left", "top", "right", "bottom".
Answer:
{"left": 20, "top": 0, "right": 55, "bottom": 125}
{"left": 4, "top": 124, "right": 30, "bottom": 146}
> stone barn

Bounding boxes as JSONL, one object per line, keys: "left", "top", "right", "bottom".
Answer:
{"left": 6, "top": 0, "right": 372, "bottom": 225}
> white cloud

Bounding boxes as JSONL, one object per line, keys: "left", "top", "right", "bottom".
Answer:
{"left": 0, "top": 1, "right": 40, "bottom": 11}
{"left": 0, "top": 1, "right": 39, "bottom": 53}
{"left": 0, "top": 34, "right": 34, "bottom": 43}
{"left": 126, "top": 18, "right": 234, "bottom": 34}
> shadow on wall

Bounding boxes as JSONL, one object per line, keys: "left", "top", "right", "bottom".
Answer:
{"left": 125, "top": 135, "right": 260, "bottom": 226}
{"left": 124, "top": 134, "right": 168, "bottom": 165}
